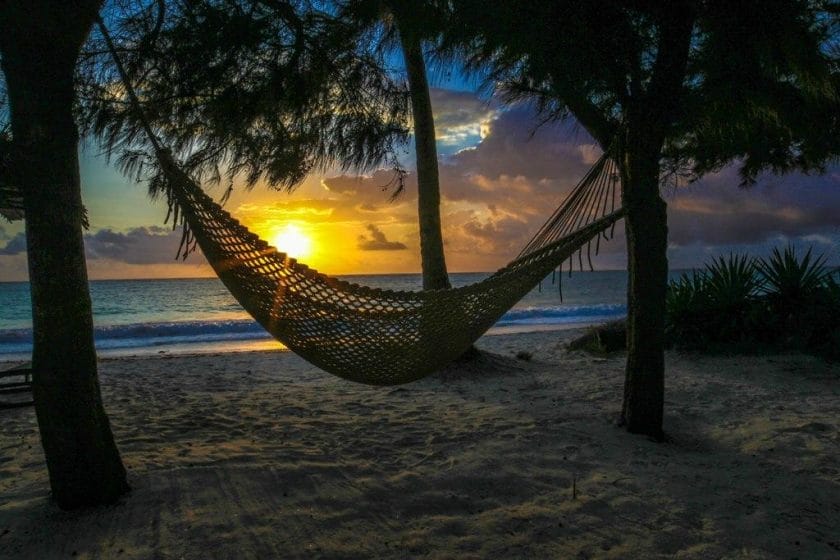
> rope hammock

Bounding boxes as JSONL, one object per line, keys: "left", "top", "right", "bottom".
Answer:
{"left": 97, "top": 19, "right": 625, "bottom": 385}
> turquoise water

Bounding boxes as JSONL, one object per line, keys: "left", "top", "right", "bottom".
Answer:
{"left": 0, "top": 271, "right": 636, "bottom": 361}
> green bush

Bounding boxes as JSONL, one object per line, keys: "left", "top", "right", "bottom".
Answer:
{"left": 665, "top": 271, "right": 711, "bottom": 349}
{"left": 803, "top": 273, "right": 840, "bottom": 359}
{"left": 665, "top": 246, "right": 840, "bottom": 359}
{"left": 757, "top": 245, "right": 831, "bottom": 299}
{"left": 755, "top": 245, "right": 835, "bottom": 348}
{"left": 704, "top": 254, "right": 762, "bottom": 341}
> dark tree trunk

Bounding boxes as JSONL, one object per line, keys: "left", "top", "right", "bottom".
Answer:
{"left": 0, "top": 0, "right": 129, "bottom": 509}
{"left": 618, "top": 142, "right": 668, "bottom": 441}
{"left": 398, "top": 31, "right": 451, "bottom": 291}
{"left": 615, "top": 9, "right": 693, "bottom": 441}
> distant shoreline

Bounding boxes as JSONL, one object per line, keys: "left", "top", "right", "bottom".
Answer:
{"left": 1, "top": 274, "right": 630, "bottom": 362}
{"left": 0, "top": 322, "right": 609, "bottom": 365}
{"left": 5, "top": 266, "right": 840, "bottom": 285}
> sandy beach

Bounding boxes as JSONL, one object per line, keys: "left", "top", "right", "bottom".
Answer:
{"left": 1, "top": 329, "right": 838, "bottom": 559}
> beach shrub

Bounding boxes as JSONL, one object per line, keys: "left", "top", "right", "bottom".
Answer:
{"left": 678, "top": 254, "right": 762, "bottom": 347}
{"left": 665, "top": 254, "right": 764, "bottom": 349}
{"left": 800, "top": 272, "right": 840, "bottom": 359}
{"left": 665, "top": 271, "right": 712, "bottom": 349}
{"left": 755, "top": 245, "right": 835, "bottom": 348}
{"left": 665, "top": 246, "right": 840, "bottom": 359}
{"left": 757, "top": 245, "right": 832, "bottom": 302}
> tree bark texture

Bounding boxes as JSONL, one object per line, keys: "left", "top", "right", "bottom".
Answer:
{"left": 619, "top": 142, "right": 668, "bottom": 441}
{"left": 399, "top": 31, "right": 451, "bottom": 291}
{"left": 616, "top": 7, "right": 693, "bottom": 441}
{"left": 0, "top": 0, "right": 129, "bottom": 509}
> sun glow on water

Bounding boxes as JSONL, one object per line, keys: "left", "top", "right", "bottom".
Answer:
{"left": 271, "top": 224, "right": 313, "bottom": 260}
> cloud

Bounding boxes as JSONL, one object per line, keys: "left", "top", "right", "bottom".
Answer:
{"left": 322, "top": 169, "right": 412, "bottom": 205}
{"left": 297, "top": 99, "right": 840, "bottom": 269}
{"left": 277, "top": 106, "right": 618, "bottom": 273}
{"left": 357, "top": 224, "right": 407, "bottom": 251}
{"left": 0, "top": 232, "right": 26, "bottom": 255}
{"left": 139, "top": 90, "right": 838, "bottom": 273}
{"left": 430, "top": 88, "right": 499, "bottom": 150}
{"left": 318, "top": 107, "right": 606, "bottom": 264}
{"left": 0, "top": 226, "right": 213, "bottom": 277}
{"left": 445, "top": 107, "right": 598, "bottom": 180}
{"left": 434, "top": 207, "right": 531, "bottom": 258}
{"left": 666, "top": 165, "right": 840, "bottom": 247}
{"left": 0, "top": 226, "right": 216, "bottom": 280}
{"left": 84, "top": 226, "right": 198, "bottom": 265}
{"left": 234, "top": 177, "right": 417, "bottom": 229}
{"left": 440, "top": 108, "right": 839, "bottom": 264}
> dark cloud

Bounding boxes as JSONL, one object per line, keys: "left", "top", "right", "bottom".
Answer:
{"left": 445, "top": 107, "right": 596, "bottom": 180}
{"left": 0, "top": 227, "right": 201, "bottom": 263}
{"left": 429, "top": 88, "right": 498, "bottom": 150}
{"left": 84, "top": 226, "right": 198, "bottom": 264}
{"left": 323, "top": 107, "right": 606, "bottom": 263}
{"left": 357, "top": 224, "right": 407, "bottom": 251}
{"left": 322, "top": 169, "right": 412, "bottom": 204}
{"left": 439, "top": 103, "right": 839, "bottom": 261}
{"left": 667, "top": 166, "right": 840, "bottom": 246}
{"left": 0, "top": 232, "right": 26, "bottom": 255}
{"left": 449, "top": 212, "right": 532, "bottom": 256}
{"left": 430, "top": 88, "right": 495, "bottom": 128}
{"left": 245, "top": 95, "right": 840, "bottom": 269}
{"left": 434, "top": 109, "right": 602, "bottom": 225}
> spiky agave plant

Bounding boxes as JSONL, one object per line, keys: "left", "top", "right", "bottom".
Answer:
{"left": 704, "top": 254, "right": 762, "bottom": 308}
{"left": 755, "top": 245, "right": 832, "bottom": 304}
{"left": 755, "top": 246, "right": 835, "bottom": 351}
{"left": 703, "top": 254, "right": 762, "bottom": 342}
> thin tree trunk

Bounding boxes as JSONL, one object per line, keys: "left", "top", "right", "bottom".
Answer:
{"left": 619, "top": 144, "right": 668, "bottom": 441}
{"left": 398, "top": 31, "right": 451, "bottom": 291}
{"left": 0, "top": 0, "right": 129, "bottom": 509}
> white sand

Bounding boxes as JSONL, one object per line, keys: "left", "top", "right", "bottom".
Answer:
{"left": 1, "top": 329, "right": 838, "bottom": 559}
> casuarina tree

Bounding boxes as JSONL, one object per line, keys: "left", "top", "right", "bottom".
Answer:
{"left": 450, "top": 0, "right": 839, "bottom": 439}
{"left": 84, "top": 0, "right": 409, "bottom": 244}
{"left": 92, "top": 0, "right": 453, "bottom": 292}
{"left": 0, "top": 0, "right": 128, "bottom": 508}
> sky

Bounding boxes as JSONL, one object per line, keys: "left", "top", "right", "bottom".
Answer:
{"left": 1, "top": 86, "right": 839, "bottom": 281}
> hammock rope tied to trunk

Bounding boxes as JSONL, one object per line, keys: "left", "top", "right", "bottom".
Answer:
{"left": 97, "top": 19, "right": 625, "bottom": 385}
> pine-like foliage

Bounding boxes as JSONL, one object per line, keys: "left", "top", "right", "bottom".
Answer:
{"left": 447, "top": 0, "right": 839, "bottom": 181}
{"left": 79, "top": 0, "right": 410, "bottom": 201}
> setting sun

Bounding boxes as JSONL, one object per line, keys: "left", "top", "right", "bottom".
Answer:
{"left": 271, "top": 223, "right": 313, "bottom": 260}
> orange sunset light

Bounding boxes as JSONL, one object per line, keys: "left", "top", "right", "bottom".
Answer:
{"left": 271, "top": 223, "right": 313, "bottom": 260}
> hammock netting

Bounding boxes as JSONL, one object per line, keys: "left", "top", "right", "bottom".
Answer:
{"left": 156, "top": 150, "right": 622, "bottom": 385}
{"left": 97, "top": 18, "right": 625, "bottom": 385}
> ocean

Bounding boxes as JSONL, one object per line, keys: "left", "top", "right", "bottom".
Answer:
{"left": 0, "top": 271, "right": 640, "bottom": 362}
